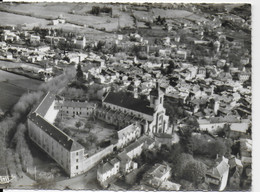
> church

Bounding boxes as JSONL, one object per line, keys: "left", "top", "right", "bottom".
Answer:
{"left": 97, "top": 82, "right": 171, "bottom": 136}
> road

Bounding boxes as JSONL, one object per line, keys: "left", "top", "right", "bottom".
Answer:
{"left": 55, "top": 166, "right": 101, "bottom": 190}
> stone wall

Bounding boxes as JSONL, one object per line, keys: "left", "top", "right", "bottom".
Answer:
{"left": 83, "top": 144, "right": 114, "bottom": 173}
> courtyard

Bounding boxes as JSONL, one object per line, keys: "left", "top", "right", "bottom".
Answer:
{"left": 57, "top": 114, "right": 118, "bottom": 156}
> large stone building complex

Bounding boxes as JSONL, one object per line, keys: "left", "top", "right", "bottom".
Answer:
{"left": 27, "top": 84, "right": 170, "bottom": 178}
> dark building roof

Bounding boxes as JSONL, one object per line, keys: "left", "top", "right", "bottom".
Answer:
{"left": 103, "top": 92, "right": 154, "bottom": 116}
{"left": 154, "top": 133, "right": 173, "bottom": 138}
{"left": 34, "top": 92, "right": 56, "bottom": 116}
{"left": 28, "top": 112, "right": 83, "bottom": 152}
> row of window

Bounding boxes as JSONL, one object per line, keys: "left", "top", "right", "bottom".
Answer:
{"left": 105, "top": 104, "right": 142, "bottom": 118}
{"left": 63, "top": 111, "right": 92, "bottom": 116}
{"left": 63, "top": 106, "right": 93, "bottom": 110}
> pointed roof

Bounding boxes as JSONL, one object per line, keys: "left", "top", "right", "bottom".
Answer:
{"left": 213, "top": 157, "right": 230, "bottom": 178}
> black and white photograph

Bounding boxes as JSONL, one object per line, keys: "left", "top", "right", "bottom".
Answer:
{"left": 0, "top": 1, "right": 253, "bottom": 191}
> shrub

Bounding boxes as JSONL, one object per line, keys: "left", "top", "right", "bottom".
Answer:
{"left": 75, "top": 121, "right": 82, "bottom": 129}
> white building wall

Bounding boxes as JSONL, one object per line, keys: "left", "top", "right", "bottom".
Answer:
{"left": 199, "top": 123, "right": 225, "bottom": 133}
{"left": 219, "top": 170, "right": 229, "bottom": 191}
{"left": 70, "top": 149, "right": 85, "bottom": 177}
{"left": 27, "top": 119, "right": 71, "bottom": 176}
{"left": 82, "top": 145, "right": 114, "bottom": 174}
{"left": 126, "top": 144, "right": 143, "bottom": 159}
{"left": 44, "top": 101, "right": 59, "bottom": 124}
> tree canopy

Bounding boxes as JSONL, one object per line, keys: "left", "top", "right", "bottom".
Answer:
{"left": 76, "top": 64, "right": 84, "bottom": 81}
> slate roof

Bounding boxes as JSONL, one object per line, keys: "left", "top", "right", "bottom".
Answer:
{"left": 28, "top": 112, "right": 83, "bottom": 152}
{"left": 154, "top": 133, "right": 173, "bottom": 139}
{"left": 103, "top": 92, "right": 154, "bottom": 116}
{"left": 125, "top": 140, "right": 143, "bottom": 155}
{"left": 213, "top": 157, "right": 230, "bottom": 178}
{"left": 229, "top": 157, "right": 243, "bottom": 169}
{"left": 98, "top": 161, "right": 114, "bottom": 174}
{"left": 56, "top": 100, "right": 95, "bottom": 108}
{"left": 146, "top": 163, "right": 171, "bottom": 180}
{"left": 230, "top": 123, "right": 248, "bottom": 133}
{"left": 34, "top": 92, "right": 56, "bottom": 116}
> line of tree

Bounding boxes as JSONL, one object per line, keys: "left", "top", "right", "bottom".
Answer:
{"left": 90, "top": 6, "right": 112, "bottom": 16}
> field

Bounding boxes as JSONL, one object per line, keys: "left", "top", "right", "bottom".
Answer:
{"left": 44, "top": 23, "right": 115, "bottom": 41}
{"left": 0, "top": 3, "right": 135, "bottom": 33}
{"left": 133, "top": 8, "right": 207, "bottom": 22}
{"left": 0, "top": 70, "right": 42, "bottom": 112}
{"left": 0, "top": 11, "right": 49, "bottom": 27}
{"left": 0, "top": 60, "right": 43, "bottom": 70}
{"left": 0, "top": 2, "right": 206, "bottom": 39}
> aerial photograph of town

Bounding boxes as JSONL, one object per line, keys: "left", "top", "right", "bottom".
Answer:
{"left": 0, "top": 1, "right": 252, "bottom": 191}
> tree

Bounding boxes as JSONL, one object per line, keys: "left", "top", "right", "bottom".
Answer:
{"left": 75, "top": 121, "right": 82, "bottom": 129}
{"left": 160, "top": 17, "right": 166, "bottom": 25}
{"left": 145, "top": 21, "right": 152, "bottom": 29}
{"left": 96, "top": 40, "right": 106, "bottom": 51}
{"left": 63, "top": 56, "right": 70, "bottom": 63}
{"left": 84, "top": 122, "right": 92, "bottom": 132}
{"left": 137, "top": 51, "right": 148, "bottom": 60}
{"left": 91, "top": 6, "right": 100, "bottom": 15}
{"left": 182, "top": 160, "right": 207, "bottom": 184}
{"left": 54, "top": 116, "right": 62, "bottom": 127}
{"left": 209, "top": 138, "right": 227, "bottom": 158}
{"left": 88, "top": 133, "right": 97, "bottom": 143}
{"left": 132, "top": 44, "right": 142, "bottom": 56}
{"left": 186, "top": 116, "right": 199, "bottom": 130}
{"left": 76, "top": 64, "right": 84, "bottom": 81}
{"left": 156, "top": 15, "right": 161, "bottom": 24}
{"left": 173, "top": 153, "right": 193, "bottom": 179}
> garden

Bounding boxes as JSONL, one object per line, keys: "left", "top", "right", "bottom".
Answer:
{"left": 55, "top": 115, "right": 118, "bottom": 156}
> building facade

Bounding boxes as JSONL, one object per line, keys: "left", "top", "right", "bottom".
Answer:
{"left": 55, "top": 99, "right": 96, "bottom": 117}
{"left": 27, "top": 92, "right": 86, "bottom": 177}
{"left": 100, "top": 83, "right": 170, "bottom": 136}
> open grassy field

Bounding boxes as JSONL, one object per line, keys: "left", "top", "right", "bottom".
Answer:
{"left": 0, "top": 81, "right": 27, "bottom": 112}
{"left": 0, "top": 70, "right": 42, "bottom": 112}
{"left": 0, "top": 3, "right": 134, "bottom": 32}
{"left": 133, "top": 8, "right": 207, "bottom": 22}
{"left": 0, "top": 11, "right": 49, "bottom": 27}
{"left": 0, "top": 3, "right": 206, "bottom": 40}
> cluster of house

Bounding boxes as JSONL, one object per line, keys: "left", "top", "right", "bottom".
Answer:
{"left": 204, "top": 153, "right": 251, "bottom": 191}
{"left": 97, "top": 135, "right": 155, "bottom": 188}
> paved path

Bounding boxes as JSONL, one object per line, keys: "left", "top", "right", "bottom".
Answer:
{"left": 55, "top": 166, "right": 101, "bottom": 190}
